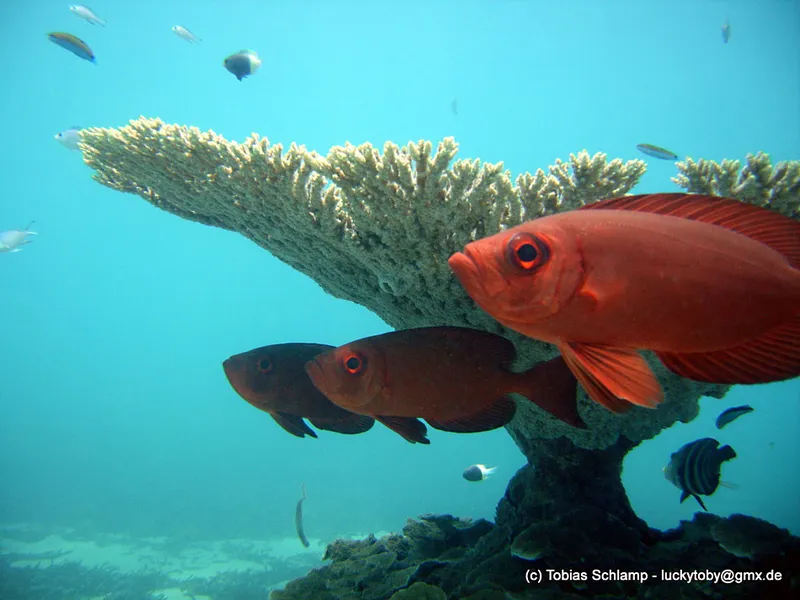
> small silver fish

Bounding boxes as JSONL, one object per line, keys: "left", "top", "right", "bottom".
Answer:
{"left": 172, "top": 26, "right": 201, "bottom": 44}
{"left": 69, "top": 5, "right": 106, "bottom": 26}
{"left": 462, "top": 464, "right": 496, "bottom": 482}
{"left": 451, "top": 98, "right": 458, "bottom": 116}
{"left": 55, "top": 126, "right": 81, "bottom": 150}
{"left": 0, "top": 222, "right": 37, "bottom": 253}
{"left": 715, "top": 405, "right": 753, "bottom": 429}
{"left": 223, "top": 50, "right": 261, "bottom": 81}
{"left": 721, "top": 18, "right": 731, "bottom": 44}
{"left": 635, "top": 143, "right": 678, "bottom": 160}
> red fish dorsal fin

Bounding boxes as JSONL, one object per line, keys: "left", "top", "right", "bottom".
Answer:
{"left": 579, "top": 193, "right": 800, "bottom": 268}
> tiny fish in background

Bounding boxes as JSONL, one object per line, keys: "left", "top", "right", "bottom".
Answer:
{"left": 69, "top": 5, "right": 106, "bottom": 26}
{"left": 55, "top": 126, "right": 81, "bottom": 150}
{"left": 48, "top": 32, "right": 96, "bottom": 64}
{"left": 663, "top": 437, "right": 736, "bottom": 511}
{"left": 721, "top": 18, "right": 731, "bottom": 43}
{"left": 0, "top": 222, "right": 37, "bottom": 253}
{"left": 635, "top": 143, "right": 678, "bottom": 160}
{"left": 223, "top": 50, "right": 261, "bottom": 81}
{"left": 451, "top": 98, "right": 458, "bottom": 116}
{"left": 172, "top": 26, "right": 201, "bottom": 44}
{"left": 715, "top": 405, "right": 754, "bottom": 429}
{"left": 295, "top": 484, "right": 310, "bottom": 548}
{"left": 463, "top": 464, "right": 496, "bottom": 482}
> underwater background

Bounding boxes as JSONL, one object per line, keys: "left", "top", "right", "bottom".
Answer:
{"left": 1, "top": 0, "right": 798, "bottom": 597}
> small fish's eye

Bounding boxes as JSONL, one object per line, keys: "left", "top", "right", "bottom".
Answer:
{"left": 257, "top": 357, "right": 273, "bottom": 373}
{"left": 506, "top": 232, "right": 550, "bottom": 272}
{"left": 342, "top": 352, "right": 367, "bottom": 375}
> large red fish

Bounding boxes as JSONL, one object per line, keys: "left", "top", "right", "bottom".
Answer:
{"left": 223, "top": 344, "right": 374, "bottom": 438}
{"left": 304, "top": 326, "right": 585, "bottom": 444}
{"left": 448, "top": 194, "right": 800, "bottom": 412}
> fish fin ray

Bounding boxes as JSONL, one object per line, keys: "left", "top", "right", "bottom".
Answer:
{"left": 515, "top": 356, "right": 586, "bottom": 428}
{"left": 308, "top": 414, "right": 374, "bottom": 435}
{"left": 656, "top": 315, "right": 800, "bottom": 383}
{"left": 425, "top": 396, "right": 516, "bottom": 433}
{"left": 578, "top": 193, "right": 800, "bottom": 267}
{"left": 560, "top": 343, "right": 663, "bottom": 411}
{"left": 375, "top": 416, "right": 430, "bottom": 444}
{"left": 270, "top": 412, "right": 317, "bottom": 438}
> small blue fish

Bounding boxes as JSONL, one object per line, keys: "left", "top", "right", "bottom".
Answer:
{"left": 48, "top": 32, "right": 96, "bottom": 64}
{"left": 715, "top": 405, "right": 753, "bottom": 429}
{"left": 636, "top": 143, "right": 678, "bottom": 160}
{"left": 223, "top": 50, "right": 261, "bottom": 81}
{"left": 0, "top": 222, "right": 37, "bottom": 253}
{"left": 55, "top": 126, "right": 81, "bottom": 150}
{"left": 721, "top": 18, "right": 731, "bottom": 44}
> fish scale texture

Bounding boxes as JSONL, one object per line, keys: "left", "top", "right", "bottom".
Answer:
{"left": 78, "top": 117, "right": 799, "bottom": 450}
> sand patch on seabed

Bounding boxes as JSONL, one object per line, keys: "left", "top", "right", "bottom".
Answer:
{"left": 0, "top": 523, "right": 390, "bottom": 598}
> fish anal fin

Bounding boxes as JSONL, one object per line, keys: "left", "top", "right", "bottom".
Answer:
{"left": 515, "top": 356, "right": 586, "bottom": 428}
{"left": 309, "top": 414, "right": 375, "bottom": 435}
{"left": 426, "top": 396, "right": 516, "bottom": 433}
{"left": 376, "top": 416, "right": 430, "bottom": 444}
{"left": 657, "top": 315, "right": 800, "bottom": 384}
{"left": 578, "top": 193, "right": 800, "bottom": 268}
{"left": 559, "top": 342, "right": 663, "bottom": 411}
{"left": 271, "top": 412, "right": 317, "bottom": 438}
{"left": 693, "top": 494, "right": 708, "bottom": 511}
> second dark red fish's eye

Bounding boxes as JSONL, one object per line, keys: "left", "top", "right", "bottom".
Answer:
{"left": 506, "top": 232, "right": 549, "bottom": 272}
{"left": 342, "top": 352, "right": 367, "bottom": 375}
{"left": 257, "top": 357, "right": 273, "bottom": 373}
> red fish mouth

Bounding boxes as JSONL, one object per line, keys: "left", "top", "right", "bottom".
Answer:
{"left": 222, "top": 357, "right": 247, "bottom": 398}
{"left": 449, "top": 245, "right": 506, "bottom": 300}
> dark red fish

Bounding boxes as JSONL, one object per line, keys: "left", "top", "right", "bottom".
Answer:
{"left": 304, "top": 326, "right": 584, "bottom": 444}
{"left": 448, "top": 194, "right": 800, "bottom": 412}
{"left": 223, "top": 344, "right": 374, "bottom": 438}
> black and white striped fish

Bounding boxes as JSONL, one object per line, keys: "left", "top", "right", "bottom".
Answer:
{"left": 663, "top": 438, "right": 736, "bottom": 511}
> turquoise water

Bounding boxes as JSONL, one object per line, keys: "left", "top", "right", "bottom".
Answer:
{"left": 0, "top": 0, "right": 798, "bottom": 589}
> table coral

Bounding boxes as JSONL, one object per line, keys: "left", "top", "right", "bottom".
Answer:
{"left": 78, "top": 117, "right": 731, "bottom": 451}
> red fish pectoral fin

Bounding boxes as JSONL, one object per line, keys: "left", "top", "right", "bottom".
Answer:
{"left": 425, "top": 396, "right": 517, "bottom": 433}
{"left": 375, "top": 416, "right": 430, "bottom": 444}
{"left": 656, "top": 315, "right": 800, "bottom": 384}
{"left": 559, "top": 342, "right": 664, "bottom": 412}
{"left": 270, "top": 412, "right": 319, "bottom": 438}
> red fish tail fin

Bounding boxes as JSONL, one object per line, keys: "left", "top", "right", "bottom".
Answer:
{"left": 558, "top": 343, "right": 664, "bottom": 412}
{"left": 517, "top": 355, "right": 586, "bottom": 428}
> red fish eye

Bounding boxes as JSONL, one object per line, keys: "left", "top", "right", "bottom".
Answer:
{"left": 506, "top": 232, "right": 550, "bottom": 272}
{"left": 257, "top": 358, "right": 273, "bottom": 373}
{"left": 342, "top": 352, "right": 367, "bottom": 375}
